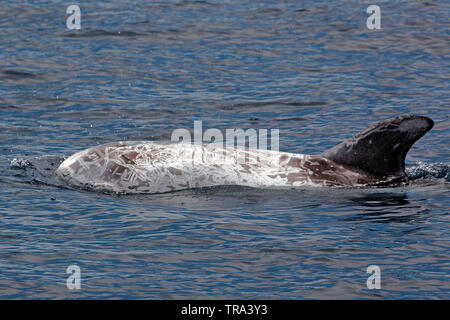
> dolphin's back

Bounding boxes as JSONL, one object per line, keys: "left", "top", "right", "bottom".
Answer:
{"left": 56, "top": 115, "right": 434, "bottom": 194}
{"left": 56, "top": 141, "right": 370, "bottom": 193}
{"left": 56, "top": 142, "right": 308, "bottom": 193}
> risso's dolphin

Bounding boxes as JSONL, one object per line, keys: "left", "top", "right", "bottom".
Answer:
{"left": 56, "top": 115, "right": 434, "bottom": 194}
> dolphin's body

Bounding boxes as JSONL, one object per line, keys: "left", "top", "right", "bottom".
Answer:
{"left": 56, "top": 115, "right": 434, "bottom": 194}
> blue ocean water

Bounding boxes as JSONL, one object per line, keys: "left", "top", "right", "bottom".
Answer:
{"left": 0, "top": 0, "right": 449, "bottom": 299}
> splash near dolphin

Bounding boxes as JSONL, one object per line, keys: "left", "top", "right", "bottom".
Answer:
{"left": 56, "top": 115, "right": 434, "bottom": 194}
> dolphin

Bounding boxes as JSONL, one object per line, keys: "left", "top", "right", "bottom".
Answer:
{"left": 56, "top": 115, "right": 434, "bottom": 194}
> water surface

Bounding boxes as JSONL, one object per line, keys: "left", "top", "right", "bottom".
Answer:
{"left": 0, "top": 0, "right": 449, "bottom": 299}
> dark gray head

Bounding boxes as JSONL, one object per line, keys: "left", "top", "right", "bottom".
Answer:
{"left": 321, "top": 115, "right": 434, "bottom": 180}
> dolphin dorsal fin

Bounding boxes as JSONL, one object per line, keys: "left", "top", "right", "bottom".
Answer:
{"left": 321, "top": 115, "right": 434, "bottom": 179}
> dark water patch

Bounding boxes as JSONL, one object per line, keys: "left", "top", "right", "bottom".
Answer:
{"left": 2, "top": 70, "right": 35, "bottom": 77}
{"left": 274, "top": 116, "right": 308, "bottom": 122}
{"left": 42, "top": 107, "right": 178, "bottom": 121}
{"left": 174, "top": 0, "right": 218, "bottom": 8}
{"left": 349, "top": 192, "right": 410, "bottom": 208}
{"left": 0, "top": 105, "right": 20, "bottom": 110}
{"left": 217, "top": 99, "right": 328, "bottom": 111}
{"left": 1, "top": 70, "right": 36, "bottom": 80}
{"left": 124, "top": 19, "right": 151, "bottom": 26}
{"left": 63, "top": 29, "right": 144, "bottom": 38}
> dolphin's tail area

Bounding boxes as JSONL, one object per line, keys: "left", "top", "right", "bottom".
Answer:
{"left": 321, "top": 115, "right": 434, "bottom": 181}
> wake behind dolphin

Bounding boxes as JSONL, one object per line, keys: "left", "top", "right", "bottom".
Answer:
{"left": 56, "top": 115, "right": 434, "bottom": 194}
